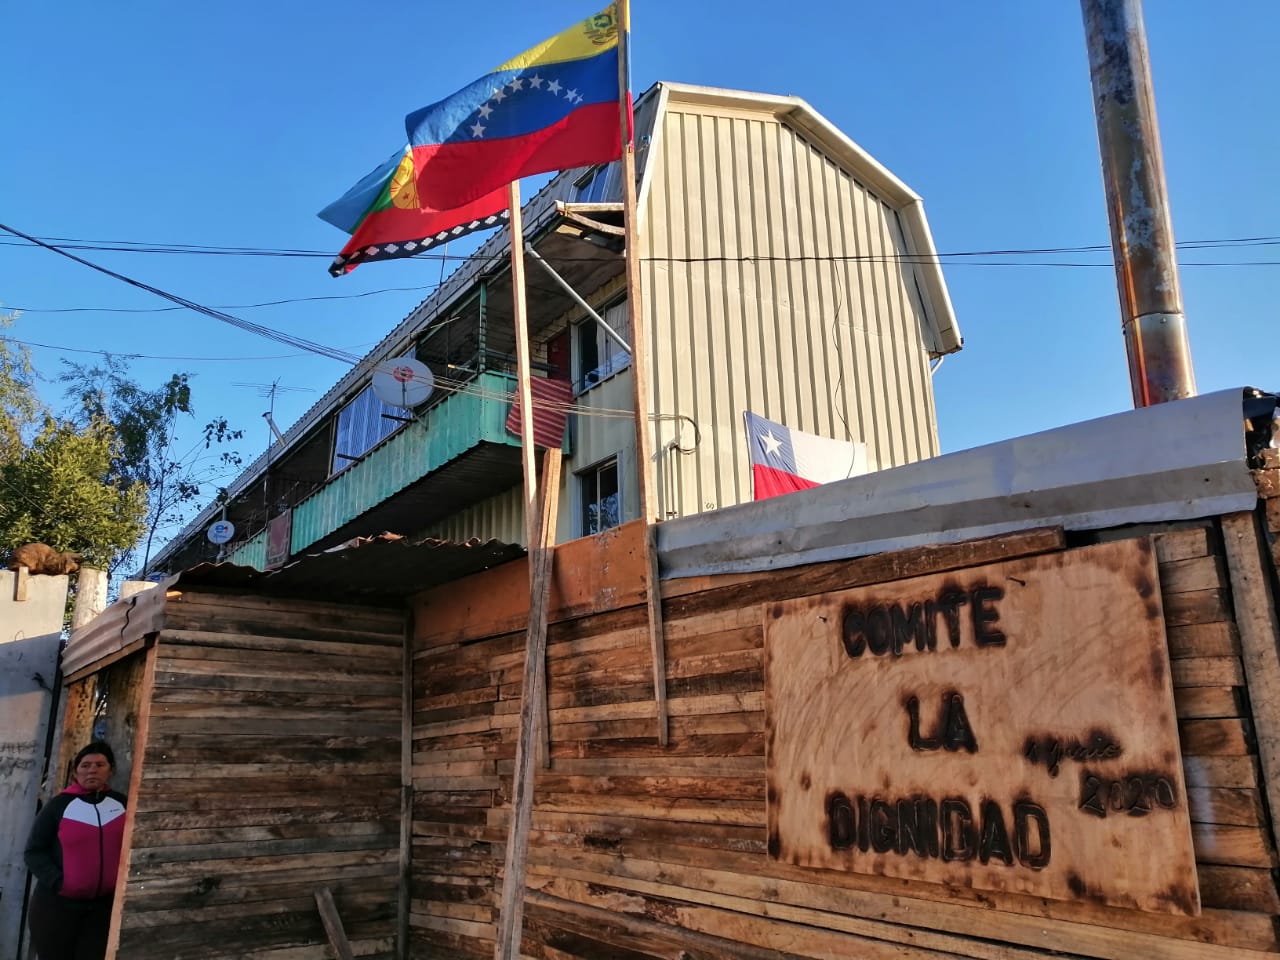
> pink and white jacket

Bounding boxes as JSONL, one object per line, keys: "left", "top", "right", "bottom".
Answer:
{"left": 24, "top": 783, "right": 127, "bottom": 899}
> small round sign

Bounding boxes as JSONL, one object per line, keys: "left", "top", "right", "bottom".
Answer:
{"left": 207, "top": 519, "right": 236, "bottom": 545}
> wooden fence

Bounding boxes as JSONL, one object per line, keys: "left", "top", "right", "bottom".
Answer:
{"left": 407, "top": 507, "right": 1280, "bottom": 959}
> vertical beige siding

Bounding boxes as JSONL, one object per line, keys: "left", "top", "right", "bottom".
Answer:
{"left": 642, "top": 106, "right": 940, "bottom": 520}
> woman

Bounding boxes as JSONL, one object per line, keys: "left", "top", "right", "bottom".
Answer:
{"left": 24, "top": 742, "right": 128, "bottom": 960}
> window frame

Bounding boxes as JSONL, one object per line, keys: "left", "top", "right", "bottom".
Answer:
{"left": 578, "top": 456, "right": 622, "bottom": 537}
{"left": 573, "top": 297, "right": 630, "bottom": 395}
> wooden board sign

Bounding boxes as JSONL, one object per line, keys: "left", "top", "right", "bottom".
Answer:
{"left": 764, "top": 538, "right": 1199, "bottom": 915}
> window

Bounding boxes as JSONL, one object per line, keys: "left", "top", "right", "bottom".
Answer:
{"left": 331, "top": 385, "right": 404, "bottom": 473}
{"left": 575, "top": 299, "right": 630, "bottom": 392}
{"left": 573, "top": 164, "right": 613, "bottom": 203}
{"left": 580, "top": 458, "right": 620, "bottom": 536}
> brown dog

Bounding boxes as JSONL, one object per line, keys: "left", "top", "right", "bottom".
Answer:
{"left": 7, "top": 543, "right": 83, "bottom": 576}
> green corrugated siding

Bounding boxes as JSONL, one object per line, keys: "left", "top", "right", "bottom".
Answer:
{"left": 291, "top": 372, "right": 519, "bottom": 552}
{"left": 228, "top": 530, "right": 267, "bottom": 570}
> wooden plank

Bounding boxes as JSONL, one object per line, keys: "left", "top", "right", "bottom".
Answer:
{"left": 1186, "top": 787, "right": 1265, "bottom": 827}
{"left": 1174, "top": 686, "right": 1244, "bottom": 720}
{"left": 1179, "top": 718, "right": 1254, "bottom": 756}
{"left": 765, "top": 538, "right": 1197, "bottom": 915}
{"left": 1254, "top": 468, "right": 1280, "bottom": 499}
{"left": 398, "top": 610, "right": 413, "bottom": 960}
{"left": 528, "top": 844, "right": 1277, "bottom": 957}
{"left": 1221, "top": 511, "right": 1280, "bottom": 871}
{"left": 1154, "top": 526, "right": 1215, "bottom": 564}
{"left": 1163, "top": 589, "right": 1231, "bottom": 627}
{"left": 1159, "top": 556, "right": 1228, "bottom": 595}
{"left": 494, "top": 443, "right": 562, "bottom": 960}
{"left": 1171, "top": 657, "right": 1246, "bottom": 687}
{"left": 535, "top": 447, "right": 563, "bottom": 767}
{"left": 664, "top": 526, "right": 1068, "bottom": 621}
{"left": 315, "top": 887, "right": 357, "bottom": 960}
{"left": 1191, "top": 822, "right": 1277, "bottom": 868}
{"left": 105, "top": 642, "right": 158, "bottom": 960}
{"left": 1166, "top": 622, "right": 1241, "bottom": 660}
{"left": 643, "top": 522, "right": 670, "bottom": 746}
{"left": 1197, "top": 864, "right": 1280, "bottom": 914}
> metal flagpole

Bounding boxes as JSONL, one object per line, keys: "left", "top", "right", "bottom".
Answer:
{"left": 616, "top": 0, "right": 670, "bottom": 746}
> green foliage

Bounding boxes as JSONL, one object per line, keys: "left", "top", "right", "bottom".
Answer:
{"left": 0, "top": 317, "right": 242, "bottom": 574}
{"left": 0, "top": 416, "right": 147, "bottom": 566}
{"left": 0, "top": 312, "right": 42, "bottom": 465}
{"left": 60, "top": 357, "right": 243, "bottom": 572}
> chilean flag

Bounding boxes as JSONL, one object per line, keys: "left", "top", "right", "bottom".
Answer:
{"left": 744, "top": 411, "right": 869, "bottom": 500}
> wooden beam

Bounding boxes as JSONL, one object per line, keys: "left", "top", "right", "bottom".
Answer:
{"left": 397, "top": 609, "right": 413, "bottom": 960}
{"left": 535, "top": 448, "right": 563, "bottom": 767}
{"left": 615, "top": 0, "right": 669, "bottom": 748}
{"left": 645, "top": 523, "right": 669, "bottom": 745}
{"left": 494, "top": 449, "right": 562, "bottom": 960}
{"left": 313, "top": 887, "right": 356, "bottom": 960}
{"left": 13, "top": 565, "right": 28, "bottom": 602}
{"left": 103, "top": 643, "right": 157, "bottom": 960}
{"left": 1221, "top": 511, "right": 1280, "bottom": 851}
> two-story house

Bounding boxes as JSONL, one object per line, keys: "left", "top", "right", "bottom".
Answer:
{"left": 149, "top": 81, "right": 961, "bottom": 575}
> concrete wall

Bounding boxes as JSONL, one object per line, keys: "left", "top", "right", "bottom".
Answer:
{"left": 0, "top": 571, "right": 67, "bottom": 960}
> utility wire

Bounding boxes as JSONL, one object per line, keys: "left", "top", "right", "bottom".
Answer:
{"left": 0, "top": 335, "right": 374, "bottom": 364}
{"left": 0, "top": 223, "right": 362, "bottom": 366}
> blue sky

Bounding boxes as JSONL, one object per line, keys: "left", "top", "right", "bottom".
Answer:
{"left": 2, "top": 1, "right": 1276, "bottom": 537}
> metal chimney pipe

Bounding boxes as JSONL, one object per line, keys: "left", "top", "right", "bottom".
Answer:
{"left": 1081, "top": 0, "right": 1196, "bottom": 406}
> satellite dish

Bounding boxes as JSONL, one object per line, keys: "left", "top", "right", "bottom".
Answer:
{"left": 372, "top": 358, "right": 434, "bottom": 409}
{"left": 207, "top": 520, "right": 236, "bottom": 545}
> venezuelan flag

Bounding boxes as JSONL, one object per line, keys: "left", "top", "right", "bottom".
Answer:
{"left": 319, "top": 147, "right": 507, "bottom": 275}
{"left": 405, "top": 4, "right": 627, "bottom": 210}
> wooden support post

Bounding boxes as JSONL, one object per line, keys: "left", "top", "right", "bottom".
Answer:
{"left": 616, "top": 0, "right": 669, "bottom": 745}
{"left": 1221, "top": 511, "right": 1280, "bottom": 846}
{"left": 496, "top": 447, "right": 561, "bottom": 960}
{"left": 535, "top": 447, "right": 563, "bottom": 768}
{"left": 103, "top": 643, "right": 157, "bottom": 960}
{"left": 13, "top": 565, "right": 29, "bottom": 602}
{"left": 71, "top": 567, "right": 108, "bottom": 632}
{"left": 644, "top": 522, "right": 668, "bottom": 742}
{"left": 314, "top": 887, "right": 356, "bottom": 960}
{"left": 397, "top": 610, "right": 414, "bottom": 960}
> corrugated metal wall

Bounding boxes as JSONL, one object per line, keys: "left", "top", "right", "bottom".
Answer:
{"left": 423, "top": 485, "right": 526, "bottom": 546}
{"left": 641, "top": 105, "right": 940, "bottom": 519}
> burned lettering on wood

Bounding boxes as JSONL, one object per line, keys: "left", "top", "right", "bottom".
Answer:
{"left": 825, "top": 790, "right": 1051, "bottom": 871}
{"left": 841, "top": 583, "right": 1009, "bottom": 660}
{"left": 1023, "top": 730, "right": 1123, "bottom": 777}
{"left": 906, "top": 691, "right": 979, "bottom": 754}
{"left": 1079, "top": 770, "right": 1178, "bottom": 818}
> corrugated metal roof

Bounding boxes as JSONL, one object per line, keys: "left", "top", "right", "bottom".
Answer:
{"left": 62, "top": 534, "right": 525, "bottom": 680}
{"left": 172, "top": 533, "right": 525, "bottom": 605}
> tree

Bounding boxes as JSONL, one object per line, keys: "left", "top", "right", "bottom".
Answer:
{"left": 0, "top": 312, "right": 41, "bottom": 465}
{"left": 0, "top": 418, "right": 148, "bottom": 566}
{"left": 59, "top": 357, "right": 243, "bottom": 574}
{"left": 1, "top": 313, "right": 242, "bottom": 577}
{"left": 1, "top": 313, "right": 148, "bottom": 565}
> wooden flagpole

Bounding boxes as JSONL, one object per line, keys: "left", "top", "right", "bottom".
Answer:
{"left": 495, "top": 180, "right": 562, "bottom": 960}
{"left": 617, "top": 0, "right": 669, "bottom": 745}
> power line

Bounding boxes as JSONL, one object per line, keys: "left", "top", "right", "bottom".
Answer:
{"left": 1, "top": 231, "right": 1277, "bottom": 265}
{"left": 0, "top": 222, "right": 363, "bottom": 366}
{"left": 0, "top": 335, "right": 367, "bottom": 363}
{"left": 5, "top": 284, "right": 443, "bottom": 314}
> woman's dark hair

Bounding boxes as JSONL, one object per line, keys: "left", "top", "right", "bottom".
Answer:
{"left": 73, "top": 741, "right": 115, "bottom": 768}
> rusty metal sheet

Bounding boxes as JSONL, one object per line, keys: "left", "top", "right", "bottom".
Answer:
{"left": 764, "top": 538, "right": 1198, "bottom": 915}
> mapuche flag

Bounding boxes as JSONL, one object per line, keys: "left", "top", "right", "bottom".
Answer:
{"left": 319, "top": 147, "right": 507, "bottom": 276}
{"left": 404, "top": 4, "right": 628, "bottom": 210}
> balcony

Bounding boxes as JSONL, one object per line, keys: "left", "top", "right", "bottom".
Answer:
{"left": 228, "top": 371, "right": 523, "bottom": 567}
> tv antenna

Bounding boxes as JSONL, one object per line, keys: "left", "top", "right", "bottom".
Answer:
{"left": 233, "top": 379, "right": 315, "bottom": 446}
